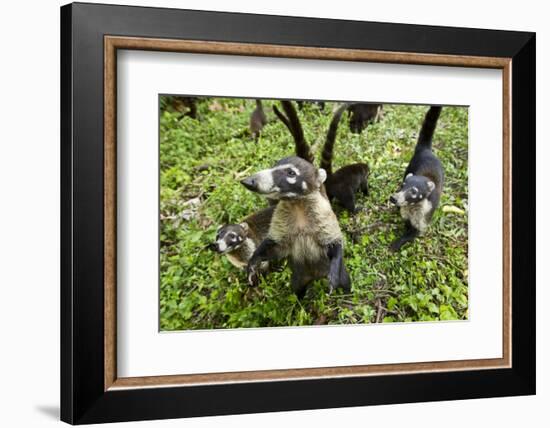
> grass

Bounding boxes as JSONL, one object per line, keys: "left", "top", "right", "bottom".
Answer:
{"left": 159, "top": 97, "right": 468, "bottom": 331}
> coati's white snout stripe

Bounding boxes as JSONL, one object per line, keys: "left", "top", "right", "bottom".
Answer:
{"left": 216, "top": 240, "right": 227, "bottom": 252}
{"left": 252, "top": 170, "right": 275, "bottom": 193}
{"left": 392, "top": 191, "right": 407, "bottom": 206}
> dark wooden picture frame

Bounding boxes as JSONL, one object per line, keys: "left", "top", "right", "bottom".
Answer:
{"left": 61, "top": 2, "right": 535, "bottom": 424}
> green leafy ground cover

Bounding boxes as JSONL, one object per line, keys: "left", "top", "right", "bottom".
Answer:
{"left": 159, "top": 98, "right": 468, "bottom": 331}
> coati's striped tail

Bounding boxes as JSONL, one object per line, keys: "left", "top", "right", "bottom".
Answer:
{"left": 273, "top": 102, "right": 313, "bottom": 164}
{"left": 280, "top": 101, "right": 315, "bottom": 164}
{"left": 272, "top": 105, "right": 291, "bottom": 133}
{"left": 320, "top": 103, "right": 349, "bottom": 176}
{"left": 416, "top": 106, "right": 442, "bottom": 150}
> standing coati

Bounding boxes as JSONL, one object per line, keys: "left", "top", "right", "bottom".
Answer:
{"left": 348, "top": 103, "right": 383, "bottom": 134}
{"left": 209, "top": 205, "right": 275, "bottom": 270}
{"left": 249, "top": 99, "right": 268, "bottom": 142}
{"left": 389, "top": 106, "right": 444, "bottom": 251}
{"left": 241, "top": 156, "right": 351, "bottom": 298}
{"left": 320, "top": 103, "right": 370, "bottom": 213}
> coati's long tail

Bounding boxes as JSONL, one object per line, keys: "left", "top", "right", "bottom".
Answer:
{"left": 320, "top": 103, "right": 349, "bottom": 176}
{"left": 273, "top": 104, "right": 291, "bottom": 132}
{"left": 276, "top": 100, "right": 315, "bottom": 164}
{"left": 416, "top": 106, "right": 442, "bottom": 151}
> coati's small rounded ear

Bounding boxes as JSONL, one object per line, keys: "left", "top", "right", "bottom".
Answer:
{"left": 427, "top": 181, "right": 435, "bottom": 192}
{"left": 239, "top": 222, "right": 249, "bottom": 235}
{"left": 317, "top": 168, "right": 327, "bottom": 184}
{"left": 406, "top": 172, "right": 413, "bottom": 179}
{"left": 216, "top": 224, "right": 224, "bottom": 232}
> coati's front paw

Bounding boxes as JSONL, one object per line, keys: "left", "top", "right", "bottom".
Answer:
{"left": 246, "top": 263, "right": 260, "bottom": 287}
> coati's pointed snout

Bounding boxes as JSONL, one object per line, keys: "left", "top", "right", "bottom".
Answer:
{"left": 390, "top": 191, "right": 407, "bottom": 206}
{"left": 241, "top": 169, "right": 277, "bottom": 195}
{"left": 208, "top": 242, "right": 220, "bottom": 252}
{"left": 240, "top": 176, "right": 257, "bottom": 191}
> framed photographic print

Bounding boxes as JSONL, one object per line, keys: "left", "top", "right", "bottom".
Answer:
{"left": 60, "top": 2, "right": 535, "bottom": 425}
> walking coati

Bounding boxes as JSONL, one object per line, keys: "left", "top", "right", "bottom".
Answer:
{"left": 348, "top": 103, "right": 383, "bottom": 134}
{"left": 389, "top": 106, "right": 444, "bottom": 251}
{"left": 209, "top": 205, "right": 275, "bottom": 271}
{"left": 320, "top": 103, "right": 370, "bottom": 213}
{"left": 249, "top": 99, "right": 268, "bottom": 142}
{"left": 241, "top": 156, "right": 351, "bottom": 298}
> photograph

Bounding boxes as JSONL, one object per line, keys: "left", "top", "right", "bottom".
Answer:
{"left": 56, "top": 2, "right": 536, "bottom": 424}
{"left": 159, "top": 96, "right": 469, "bottom": 331}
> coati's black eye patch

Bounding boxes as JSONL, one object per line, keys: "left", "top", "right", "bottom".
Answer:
{"left": 287, "top": 168, "right": 296, "bottom": 177}
{"left": 215, "top": 227, "right": 227, "bottom": 240}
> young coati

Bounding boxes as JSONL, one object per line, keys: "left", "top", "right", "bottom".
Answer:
{"left": 320, "top": 103, "right": 370, "bottom": 213}
{"left": 249, "top": 99, "right": 268, "bottom": 142}
{"left": 389, "top": 106, "right": 444, "bottom": 251}
{"left": 348, "top": 103, "right": 383, "bottom": 134}
{"left": 209, "top": 205, "right": 275, "bottom": 270}
{"left": 241, "top": 156, "right": 351, "bottom": 298}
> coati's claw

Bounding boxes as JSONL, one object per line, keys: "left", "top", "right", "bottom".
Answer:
{"left": 247, "top": 264, "right": 259, "bottom": 287}
{"left": 328, "top": 276, "right": 337, "bottom": 294}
